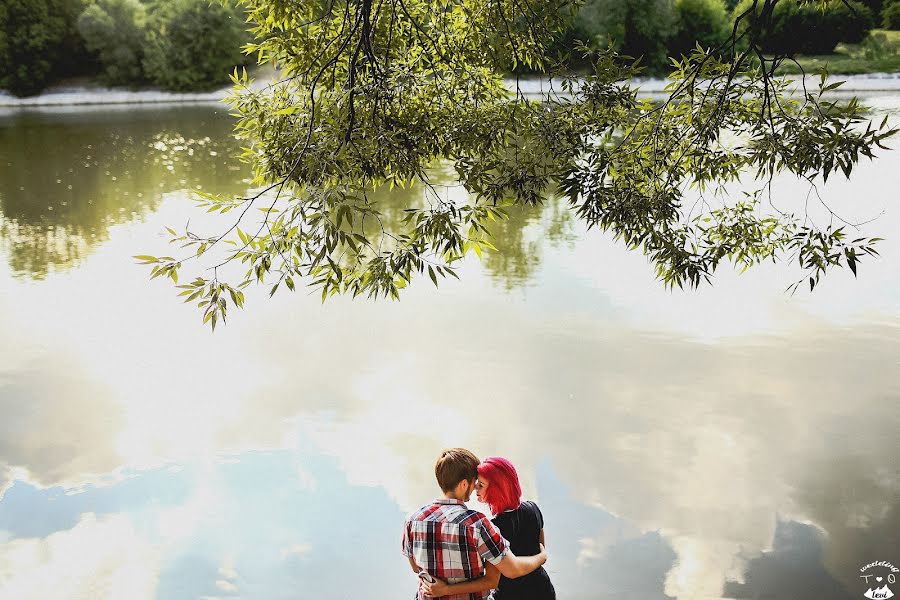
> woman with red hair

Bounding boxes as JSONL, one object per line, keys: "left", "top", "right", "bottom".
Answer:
{"left": 422, "top": 457, "right": 556, "bottom": 599}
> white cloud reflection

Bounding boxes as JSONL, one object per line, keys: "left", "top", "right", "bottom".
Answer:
{"left": 0, "top": 514, "right": 160, "bottom": 600}
{"left": 0, "top": 97, "right": 898, "bottom": 600}
{"left": 2, "top": 195, "right": 898, "bottom": 598}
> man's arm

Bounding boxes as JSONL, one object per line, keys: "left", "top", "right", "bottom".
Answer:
{"left": 402, "top": 518, "right": 422, "bottom": 575}
{"left": 493, "top": 545, "right": 547, "bottom": 579}
{"left": 408, "top": 556, "right": 421, "bottom": 575}
{"left": 422, "top": 563, "right": 501, "bottom": 597}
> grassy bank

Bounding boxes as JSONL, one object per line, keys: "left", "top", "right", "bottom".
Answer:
{"left": 776, "top": 30, "right": 900, "bottom": 75}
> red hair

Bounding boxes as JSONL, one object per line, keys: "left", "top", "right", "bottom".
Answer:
{"left": 477, "top": 457, "right": 521, "bottom": 515}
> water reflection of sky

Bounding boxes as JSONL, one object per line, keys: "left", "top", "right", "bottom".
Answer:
{"left": 0, "top": 100, "right": 898, "bottom": 600}
{"left": 0, "top": 106, "right": 247, "bottom": 278}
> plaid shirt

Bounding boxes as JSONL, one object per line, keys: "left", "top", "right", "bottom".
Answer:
{"left": 402, "top": 498, "right": 509, "bottom": 600}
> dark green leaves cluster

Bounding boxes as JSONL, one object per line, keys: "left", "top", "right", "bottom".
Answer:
{"left": 142, "top": 0, "right": 251, "bottom": 91}
{"left": 77, "top": 0, "right": 147, "bottom": 86}
{"left": 563, "top": 57, "right": 895, "bottom": 290}
{"left": 0, "top": 0, "right": 89, "bottom": 96}
{"left": 0, "top": 0, "right": 250, "bottom": 95}
{"left": 732, "top": 0, "right": 874, "bottom": 55}
{"left": 139, "top": 0, "right": 897, "bottom": 328}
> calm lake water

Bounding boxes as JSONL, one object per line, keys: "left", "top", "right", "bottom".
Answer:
{"left": 0, "top": 98, "right": 898, "bottom": 600}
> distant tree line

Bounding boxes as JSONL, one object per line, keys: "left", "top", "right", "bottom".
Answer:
{"left": 0, "top": 0, "right": 250, "bottom": 97}
{"left": 0, "top": 0, "right": 896, "bottom": 97}
{"left": 561, "top": 0, "right": 883, "bottom": 71}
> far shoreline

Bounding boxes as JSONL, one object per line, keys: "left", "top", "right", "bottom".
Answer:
{"left": 3, "top": 72, "right": 900, "bottom": 109}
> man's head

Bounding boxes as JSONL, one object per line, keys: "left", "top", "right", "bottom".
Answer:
{"left": 435, "top": 448, "right": 480, "bottom": 501}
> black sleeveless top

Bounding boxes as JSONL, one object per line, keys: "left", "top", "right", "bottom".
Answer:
{"left": 491, "top": 501, "right": 556, "bottom": 600}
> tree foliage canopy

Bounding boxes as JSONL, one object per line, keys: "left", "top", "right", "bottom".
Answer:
{"left": 734, "top": 0, "right": 874, "bottom": 54}
{"left": 0, "top": 0, "right": 87, "bottom": 96}
{"left": 0, "top": 0, "right": 250, "bottom": 96}
{"left": 142, "top": 0, "right": 250, "bottom": 91}
{"left": 138, "top": 0, "right": 897, "bottom": 329}
{"left": 77, "top": 0, "right": 147, "bottom": 86}
{"left": 670, "top": 0, "right": 730, "bottom": 58}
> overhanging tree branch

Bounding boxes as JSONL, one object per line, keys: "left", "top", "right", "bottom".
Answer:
{"left": 138, "top": 0, "right": 897, "bottom": 328}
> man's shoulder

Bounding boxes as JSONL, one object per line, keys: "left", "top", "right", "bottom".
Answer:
{"left": 455, "top": 507, "right": 492, "bottom": 527}
{"left": 406, "top": 501, "right": 440, "bottom": 521}
{"left": 406, "top": 501, "right": 491, "bottom": 527}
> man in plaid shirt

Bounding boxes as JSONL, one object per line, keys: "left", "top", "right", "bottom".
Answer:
{"left": 402, "top": 448, "right": 547, "bottom": 600}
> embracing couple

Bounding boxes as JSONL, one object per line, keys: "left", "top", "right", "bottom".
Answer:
{"left": 402, "top": 448, "right": 556, "bottom": 600}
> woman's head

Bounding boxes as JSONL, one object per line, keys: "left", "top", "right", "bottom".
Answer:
{"left": 475, "top": 457, "right": 521, "bottom": 515}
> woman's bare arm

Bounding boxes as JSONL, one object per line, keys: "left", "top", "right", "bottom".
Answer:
{"left": 494, "top": 545, "right": 547, "bottom": 579}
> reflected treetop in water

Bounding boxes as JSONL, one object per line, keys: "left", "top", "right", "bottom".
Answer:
{"left": 360, "top": 164, "right": 577, "bottom": 291}
{"left": 0, "top": 107, "right": 248, "bottom": 278}
{"left": 0, "top": 107, "right": 574, "bottom": 289}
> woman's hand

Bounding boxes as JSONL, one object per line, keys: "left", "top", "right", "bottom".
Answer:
{"left": 421, "top": 575, "right": 450, "bottom": 597}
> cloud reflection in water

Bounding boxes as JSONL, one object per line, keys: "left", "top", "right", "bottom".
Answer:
{"left": 0, "top": 102, "right": 898, "bottom": 600}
